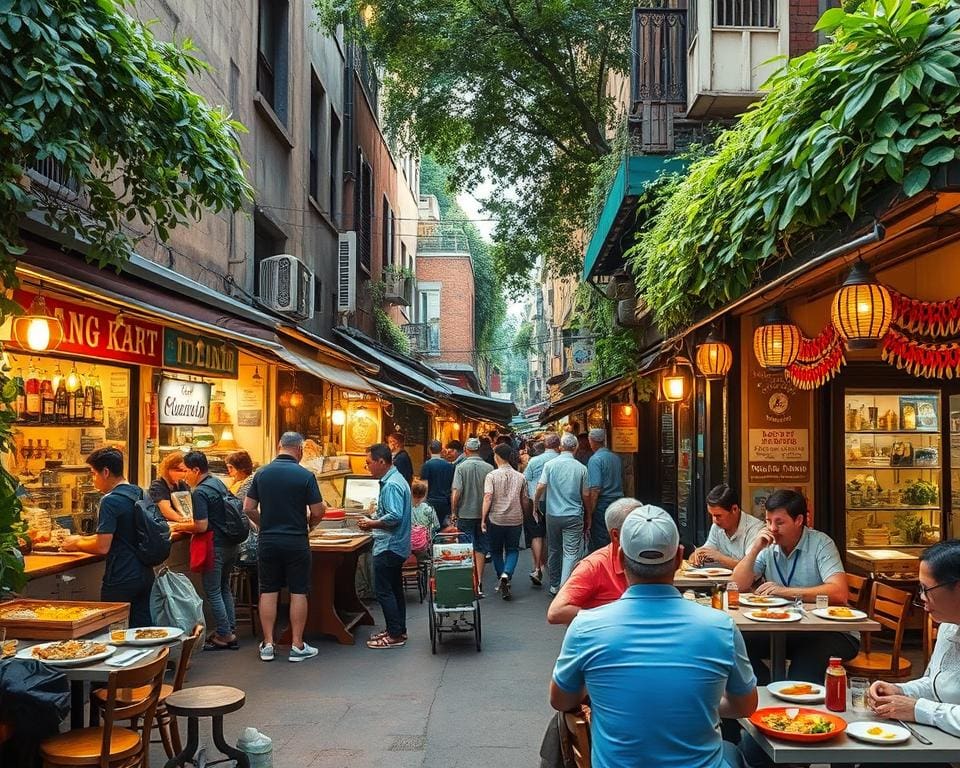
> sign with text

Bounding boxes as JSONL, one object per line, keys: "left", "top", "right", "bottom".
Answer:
{"left": 746, "top": 353, "right": 811, "bottom": 483}
{"left": 610, "top": 402, "right": 638, "bottom": 453}
{"left": 158, "top": 378, "right": 211, "bottom": 425}
{"left": 9, "top": 289, "right": 162, "bottom": 366}
{"left": 163, "top": 329, "right": 239, "bottom": 379}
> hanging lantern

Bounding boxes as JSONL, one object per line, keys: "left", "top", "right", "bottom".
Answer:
{"left": 753, "top": 305, "right": 801, "bottom": 371}
{"left": 661, "top": 359, "right": 687, "bottom": 402}
{"left": 695, "top": 331, "right": 733, "bottom": 379}
{"left": 12, "top": 292, "right": 64, "bottom": 352}
{"left": 831, "top": 262, "right": 892, "bottom": 349}
{"left": 332, "top": 408, "right": 346, "bottom": 425}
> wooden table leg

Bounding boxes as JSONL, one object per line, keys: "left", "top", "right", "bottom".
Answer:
{"left": 163, "top": 715, "right": 199, "bottom": 768}
{"left": 212, "top": 714, "right": 250, "bottom": 768}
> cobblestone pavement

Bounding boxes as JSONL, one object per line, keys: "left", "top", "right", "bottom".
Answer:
{"left": 153, "top": 550, "right": 566, "bottom": 768}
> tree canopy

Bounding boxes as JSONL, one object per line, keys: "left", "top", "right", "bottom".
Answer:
{"left": 317, "top": 0, "right": 634, "bottom": 295}
{"left": 0, "top": 0, "right": 251, "bottom": 591}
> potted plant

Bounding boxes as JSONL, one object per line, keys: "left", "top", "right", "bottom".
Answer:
{"left": 382, "top": 266, "right": 413, "bottom": 305}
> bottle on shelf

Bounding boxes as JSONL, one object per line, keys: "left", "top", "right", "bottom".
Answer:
{"left": 54, "top": 375, "right": 69, "bottom": 423}
{"left": 825, "top": 656, "right": 847, "bottom": 712}
{"left": 24, "top": 362, "right": 40, "bottom": 420}
{"left": 12, "top": 368, "right": 25, "bottom": 420}
{"left": 72, "top": 372, "right": 86, "bottom": 424}
{"left": 40, "top": 375, "right": 55, "bottom": 423}
{"left": 91, "top": 371, "right": 104, "bottom": 424}
{"left": 83, "top": 373, "right": 95, "bottom": 422}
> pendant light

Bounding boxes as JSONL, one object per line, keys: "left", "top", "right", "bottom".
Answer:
{"left": 753, "top": 305, "right": 801, "bottom": 371}
{"left": 661, "top": 358, "right": 688, "bottom": 402}
{"left": 831, "top": 261, "right": 892, "bottom": 349}
{"left": 13, "top": 289, "right": 64, "bottom": 352}
{"left": 695, "top": 330, "right": 733, "bottom": 380}
{"left": 288, "top": 373, "right": 304, "bottom": 409}
{"left": 252, "top": 366, "right": 263, "bottom": 383}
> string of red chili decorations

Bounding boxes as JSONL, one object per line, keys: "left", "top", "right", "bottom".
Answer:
{"left": 783, "top": 287, "right": 960, "bottom": 389}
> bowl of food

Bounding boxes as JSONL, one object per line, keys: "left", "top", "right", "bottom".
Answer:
{"left": 750, "top": 707, "right": 846, "bottom": 743}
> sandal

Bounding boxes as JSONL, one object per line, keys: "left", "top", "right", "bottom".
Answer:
{"left": 369, "top": 630, "right": 407, "bottom": 642}
{"left": 204, "top": 634, "right": 234, "bottom": 651}
{"left": 366, "top": 635, "right": 406, "bottom": 649}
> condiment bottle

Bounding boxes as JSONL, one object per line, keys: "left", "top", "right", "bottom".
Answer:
{"left": 726, "top": 581, "right": 739, "bottom": 609}
{"left": 711, "top": 582, "right": 724, "bottom": 610}
{"left": 825, "top": 656, "right": 847, "bottom": 712}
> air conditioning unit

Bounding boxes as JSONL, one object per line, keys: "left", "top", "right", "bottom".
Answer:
{"left": 337, "top": 231, "right": 357, "bottom": 313}
{"left": 258, "top": 254, "right": 315, "bottom": 320}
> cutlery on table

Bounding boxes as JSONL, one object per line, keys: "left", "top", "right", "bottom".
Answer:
{"left": 896, "top": 719, "right": 932, "bottom": 745}
{"left": 106, "top": 649, "right": 151, "bottom": 667}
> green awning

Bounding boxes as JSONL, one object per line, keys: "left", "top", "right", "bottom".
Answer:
{"left": 582, "top": 154, "right": 687, "bottom": 281}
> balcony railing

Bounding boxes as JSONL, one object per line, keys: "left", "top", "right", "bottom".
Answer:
{"left": 27, "top": 157, "right": 81, "bottom": 195}
{"left": 418, "top": 232, "right": 470, "bottom": 254}
{"left": 353, "top": 42, "right": 380, "bottom": 117}
{"left": 632, "top": 8, "right": 687, "bottom": 108}
{"left": 402, "top": 321, "right": 440, "bottom": 355}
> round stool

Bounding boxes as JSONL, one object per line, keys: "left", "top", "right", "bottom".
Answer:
{"left": 162, "top": 685, "right": 249, "bottom": 768}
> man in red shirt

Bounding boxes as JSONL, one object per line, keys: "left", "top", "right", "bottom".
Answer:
{"left": 546, "top": 497, "right": 643, "bottom": 625}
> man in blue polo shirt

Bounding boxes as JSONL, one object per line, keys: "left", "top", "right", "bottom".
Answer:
{"left": 585, "top": 428, "right": 623, "bottom": 552}
{"left": 550, "top": 505, "right": 757, "bottom": 768}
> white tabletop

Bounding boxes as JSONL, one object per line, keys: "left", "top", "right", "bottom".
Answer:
{"left": 739, "top": 688, "right": 960, "bottom": 763}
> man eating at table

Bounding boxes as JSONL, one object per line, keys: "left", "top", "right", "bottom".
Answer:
{"left": 731, "top": 488, "right": 858, "bottom": 684}
{"left": 690, "top": 483, "right": 764, "bottom": 569}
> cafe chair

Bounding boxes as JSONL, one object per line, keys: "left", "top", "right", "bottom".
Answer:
{"left": 562, "top": 710, "right": 591, "bottom": 768}
{"left": 845, "top": 572, "right": 870, "bottom": 612}
{"left": 923, "top": 612, "right": 940, "bottom": 669}
{"left": 401, "top": 555, "right": 427, "bottom": 603}
{"left": 40, "top": 647, "right": 169, "bottom": 768}
{"left": 90, "top": 624, "right": 204, "bottom": 760}
{"left": 845, "top": 582, "right": 913, "bottom": 680}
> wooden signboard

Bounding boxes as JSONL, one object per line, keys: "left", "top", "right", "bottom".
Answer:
{"left": 610, "top": 403, "right": 638, "bottom": 453}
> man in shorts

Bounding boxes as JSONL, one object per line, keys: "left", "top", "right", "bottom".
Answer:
{"left": 243, "top": 432, "right": 326, "bottom": 662}
{"left": 451, "top": 437, "right": 494, "bottom": 596}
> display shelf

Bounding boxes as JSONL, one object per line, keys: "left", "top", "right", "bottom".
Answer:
{"left": 846, "top": 465, "right": 941, "bottom": 470}
{"left": 848, "top": 506, "right": 940, "bottom": 511}
{"left": 14, "top": 421, "right": 105, "bottom": 428}
{"left": 846, "top": 429, "right": 940, "bottom": 435}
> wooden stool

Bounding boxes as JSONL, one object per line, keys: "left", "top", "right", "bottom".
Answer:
{"left": 231, "top": 564, "right": 260, "bottom": 637}
{"left": 162, "top": 685, "right": 249, "bottom": 768}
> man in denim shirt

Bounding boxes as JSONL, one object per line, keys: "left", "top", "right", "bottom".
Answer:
{"left": 358, "top": 443, "right": 412, "bottom": 649}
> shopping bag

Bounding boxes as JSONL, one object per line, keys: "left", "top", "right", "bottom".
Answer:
{"left": 150, "top": 566, "right": 205, "bottom": 638}
{"left": 189, "top": 530, "right": 214, "bottom": 573}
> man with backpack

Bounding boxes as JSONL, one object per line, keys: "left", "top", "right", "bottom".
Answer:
{"left": 62, "top": 447, "right": 158, "bottom": 627}
{"left": 180, "top": 450, "right": 249, "bottom": 651}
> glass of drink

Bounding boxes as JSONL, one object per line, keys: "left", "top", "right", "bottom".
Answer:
{"left": 816, "top": 594, "right": 830, "bottom": 611}
{"left": 850, "top": 676, "right": 869, "bottom": 711}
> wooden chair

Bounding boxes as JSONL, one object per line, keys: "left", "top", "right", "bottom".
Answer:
{"left": 90, "top": 624, "right": 204, "bottom": 760}
{"left": 41, "top": 647, "right": 169, "bottom": 768}
{"left": 845, "top": 582, "right": 913, "bottom": 680}
{"left": 230, "top": 564, "right": 260, "bottom": 637}
{"left": 923, "top": 612, "right": 940, "bottom": 669}
{"left": 562, "top": 710, "right": 591, "bottom": 768}
{"left": 846, "top": 572, "right": 870, "bottom": 612}
{"left": 401, "top": 555, "right": 426, "bottom": 602}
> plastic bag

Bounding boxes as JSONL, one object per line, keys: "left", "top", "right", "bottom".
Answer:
{"left": 151, "top": 566, "right": 205, "bottom": 637}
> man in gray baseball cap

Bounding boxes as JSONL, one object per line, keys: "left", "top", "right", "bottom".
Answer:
{"left": 551, "top": 505, "right": 757, "bottom": 768}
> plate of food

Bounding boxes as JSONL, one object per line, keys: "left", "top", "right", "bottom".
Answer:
{"left": 17, "top": 639, "right": 116, "bottom": 666}
{"left": 812, "top": 606, "right": 868, "bottom": 621}
{"left": 767, "top": 681, "right": 825, "bottom": 704}
{"left": 744, "top": 609, "right": 802, "bottom": 623}
{"left": 685, "top": 567, "right": 733, "bottom": 577}
{"left": 740, "top": 594, "right": 791, "bottom": 608}
{"left": 846, "top": 721, "right": 910, "bottom": 744}
{"left": 109, "top": 626, "right": 184, "bottom": 646}
{"left": 749, "top": 707, "right": 846, "bottom": 742}
{"left": 0, "top": 639, "right": 17, "bottom": 659}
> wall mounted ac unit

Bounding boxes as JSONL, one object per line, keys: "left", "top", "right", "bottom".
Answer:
{"left": 258, "top": 254, "right": 315, "bottom": 320}
{"left": 337, "top": 231, "right": 357, "bottom": 313}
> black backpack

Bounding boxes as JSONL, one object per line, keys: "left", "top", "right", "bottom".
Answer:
{"left": 113, "top": 485, "right": 172, "bottom": 567}
{"left": 199, "top": 478, "right": 250, "bottom": 544}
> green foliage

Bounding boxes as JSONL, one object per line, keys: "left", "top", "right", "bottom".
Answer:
{"left": 628, "top": 0, "right": 960, "bottom": 332}
{"left": 374, "top": 306, "right": 411, "bottom": 355}
{"left": 488, "top": 315, "right": 529, "bottom": 398}
{"left": 0, "top": 0, "right": 251, "bottom": 591}
{"left": 316, "top": 1, "right": 634, "bottom": 293}
{"left": 573, "top": 284, "right": 641, "bottom": 382}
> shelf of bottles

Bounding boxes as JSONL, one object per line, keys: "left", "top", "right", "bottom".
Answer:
{"left": 844, "top": 388, "right": 942, "bottom": 553}
{"left": 12, "top": 357, "right": 105, "bottom": 427}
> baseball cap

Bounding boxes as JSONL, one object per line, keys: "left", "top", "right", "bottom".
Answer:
{"left": 465, "top": 437, "right": 481, "bottom": 450}
{"left": 619, "top": 505, "right": 679, "bottom": 564}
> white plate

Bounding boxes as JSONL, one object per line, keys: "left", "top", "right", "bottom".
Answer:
{"left": 685, "top": 567, "right": 733, "bottom": 577}
{"left": 744, "top": 609, "right": 802, "bottom": 623}
{"left": 18, "top": 641, "right": 117, "bottom": 667}
{"left": 846, "top": 721, "right": 910, "bottom": 744}
{"left": 315, "top": 530, "right": 362, "bottom": 538}
{"left": 740, "top": 594, "right": 791, "bottom": 608}
{"left": 812, "top": 607, "right": 868, "bottom": 622}
{"left": 767, "top": 680, "right": 826, "bottom": 703}
{"left": 109, "top": 627, "right": 184, "bottom": 646}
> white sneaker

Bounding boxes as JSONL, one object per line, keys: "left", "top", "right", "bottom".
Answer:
{"left": 289, "top": 642, "right": 318, "bottom": 662}
{"left": 548, "top": 586, "right": 558, "bottom": 596}
{"left": 259, "top": 642, "right": 275, "bottom": 662}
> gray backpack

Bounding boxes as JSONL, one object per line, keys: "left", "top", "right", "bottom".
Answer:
{"left": 150, "top": 566, "right": 204, "bottom": 636}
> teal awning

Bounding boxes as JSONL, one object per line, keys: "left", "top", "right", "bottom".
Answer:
{"left": 582, "top": 154, "right": 687, "bottom": 281}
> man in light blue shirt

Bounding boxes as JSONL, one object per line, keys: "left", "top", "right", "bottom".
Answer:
{"left": 536, "top": 432, "right": 589, "bottom": 594}
{"left": 586, "top": 428, "right": 622, "bottom": 553}
{"left": 523, "top": 433, "right": 560, "bottom": 585}
{"left": 357, "top": 443, "right": 412, "bottom": 649}
{"left": 551, "top": 505, "right": 757, "bottom": 768}
{"left": 691, "top": 484, "right": 765, "bottom": 569}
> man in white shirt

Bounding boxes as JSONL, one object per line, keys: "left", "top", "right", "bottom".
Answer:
{"left": 691, "top": 484, "right": 764, "bottom": 569}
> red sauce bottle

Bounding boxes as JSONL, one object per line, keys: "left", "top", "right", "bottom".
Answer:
{"left": 825, "top": 656, "right": 847, "bottom": 712}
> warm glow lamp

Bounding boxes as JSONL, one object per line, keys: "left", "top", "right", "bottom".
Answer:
{"left": 289, "top": 389, "right": 304, "bottom": 409}
{"left": 661, "top": 361, "right": 686, "bottom": 402}
{"left": 695, "top": 331, "right": 733, "bottom": 379}
{"left": 65, "top": 362, "right": 81, "bottom": 392}
{"left": 831, "top": 262, "right": 892, "bottom": 349}
{"left": 753, "top": 305, "right": 802, "bottom": 371}
{"left": 13, "top": 292, "right": 63, "bottom": 352}
{"left": 622, "top": 404, "right": 634, "bottom": 417}
{"left": 332, "top": 408, "right": 346, "bottom": 426}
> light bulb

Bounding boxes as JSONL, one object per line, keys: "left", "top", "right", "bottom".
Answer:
{"left": 289, "top": 390, "right": 304, "bottom": 409}
{"left": 623, "top": 405, "right": 634, "bottom": 417}
{"left": 66, "top": 364, "right": 80, "bottom": 392}
{"left": 332, "top": 408, "right": 346, "bottom": 426}
{"left": 26, "top": 318, "right": 50, "bottom": 351}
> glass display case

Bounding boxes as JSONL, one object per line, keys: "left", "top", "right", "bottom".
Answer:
{"left": 843, "top": 389, "right": 942, "bottom": 554}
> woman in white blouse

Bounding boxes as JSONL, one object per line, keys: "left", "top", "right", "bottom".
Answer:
{"left": 870, "top": 539, "right": 960, "bottom": 737}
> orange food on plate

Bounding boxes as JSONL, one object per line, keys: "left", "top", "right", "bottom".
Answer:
{"left": 753, "top": 610, "right": 791, "bottom": 620}
{"left": 827, "top": 607, "right": 855, "bottom": 618}
{"left": 780, "top": 683, "right": 818, "bottom": 696}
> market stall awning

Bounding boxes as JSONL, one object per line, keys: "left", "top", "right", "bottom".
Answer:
{"left": 366, "top": 379, "right": 436, "bottom": 407}
{"left": 334, "top": 327, "right": 451, "bottom": 399}
{"left": 444, "top": 382, "right": 517, "bottom": 426}
{"left": 272, "top": 344, "right": 376, "bottom": 394}
{"left": 538, "top": 375, "right": 634, "bottom": 425}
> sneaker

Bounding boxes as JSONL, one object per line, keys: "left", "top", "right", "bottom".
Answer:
{"left": 477, "top": 590, "right": 485, "bottom": 599}
{"left": 259, "top": 642, "right": 275, "bottom": 662}
{"left": 289, "top": 642, "right": 319, "bottom": 663}
{"left": 548, "top": 585, "right": 558, "bottom": 596}
{"left": 529, "top": 569, "right": 542, "bottom": 586}
{"left": 501, "top": 578, "right": 512, "bottom": 601}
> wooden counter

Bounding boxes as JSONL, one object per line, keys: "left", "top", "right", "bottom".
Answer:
{"left": 24, "top": 552, "right": 104, "bottom": 579}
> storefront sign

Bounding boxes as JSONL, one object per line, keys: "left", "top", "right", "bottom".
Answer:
{"left": 9, "top": 290, "right": 162, "bottom": 366}
{"left": 747, "top": 354, "right": 811, "bottom": 483}
{"left": 237, "top": 385, "right": 263, "bottom": 426}
{"left": 610, "top": 403, "right": 638, "bottom": 453}
{"left": 158, "top": 378, "right": 211, "bottom": 425}
{"left": 163, "top": 329, "right": 239, "bottom": 379}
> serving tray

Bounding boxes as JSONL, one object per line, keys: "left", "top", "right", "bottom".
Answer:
{"left": 0, "top": 599, "right": 129, "bottom": 640}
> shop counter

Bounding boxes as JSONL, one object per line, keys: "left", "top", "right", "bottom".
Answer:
{"left": 24, "top": 552, "right": 104, "bottom": 580}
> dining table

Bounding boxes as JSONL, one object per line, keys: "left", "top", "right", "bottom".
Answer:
{"left": 739, "top": 687, "right": 960, "bottom": 763}
{"left": 673, "top": 565, "right": 736, "bottom": 590}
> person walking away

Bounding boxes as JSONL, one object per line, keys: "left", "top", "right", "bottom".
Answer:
{"left": 495, "top": 434, "right": 520, "bottom": 470}
{"left": 173, "top": 451, "right": 239, "bottom": 650}
{"left": 536, "top": 432, "right": 590, "bottom": 594}
{"left": 550, "top": 505, "right": 757, "bottom": 768}
{"left": 477, "top": 436, "right": 496, "bottom": 467}
{"left": 419, "top": 440, "right": 454, "bottom": 526}
{"left": 148, "top": 451, "right": 191, "bottom": 523}
{"left": 387, "top": 432, "right": 414, "bottom": 484}
{"left": 574, "top": 433, "right": 593, "bottom": 466}
{"left": 242, "top": 432, "right": 326, "bottom": 662}
{"left": 358, "top": 443, "right": 412, "bottom": 648}
{"left": 62, "top": 447, "right": 156, "bottom": 627}
{"left": 481, "top": 443, "right": 530, "bottom": 600}
{"left": 691, "top": 484, "right": 764, "bottom": 569}
{"left": 546, "top": 497, "right": 641, "bottom": 625}
{"left": 523, "top": 435, "right": 559, "bottom": 586}
{"left": 451, "top": 437, "right": 494, "bottom": 596}
{"left": 585, "top": 429, "right": 623, "bottom": 553}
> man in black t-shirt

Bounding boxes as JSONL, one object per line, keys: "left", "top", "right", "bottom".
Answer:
{"left": 62, "top": 447, "right": 155, "bottom": 627}
{"left": 419, "top": 440, "right": 454, "bottom": 526}
{"left": 243, "top": 432, "right": 326, "bottom": 663}
{"left": 386, "top": 432, "right": 414, "bottom": 484}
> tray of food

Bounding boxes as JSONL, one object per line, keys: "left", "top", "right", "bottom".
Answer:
{"left": 16, "top": 639, "right": 116, "bottom": 666}
{"left": 0, "top": 599, "right": 130, "bottom": 640}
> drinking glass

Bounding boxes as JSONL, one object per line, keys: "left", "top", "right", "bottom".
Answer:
{"left": 816, "top": 594, "right": 830, "bottom": 611}
{"left": 850, "top": 677, "right": 869, "bottom": 711}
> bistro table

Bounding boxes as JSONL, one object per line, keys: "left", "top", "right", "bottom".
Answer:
{"left": 674, "top": 568, "right": 735, "bottom": 590}
{"left": 732, "top": 603, "right": 880, "bottom": 682}
{"left": 739, "top": 687, "right": 960, "bottom": 763}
